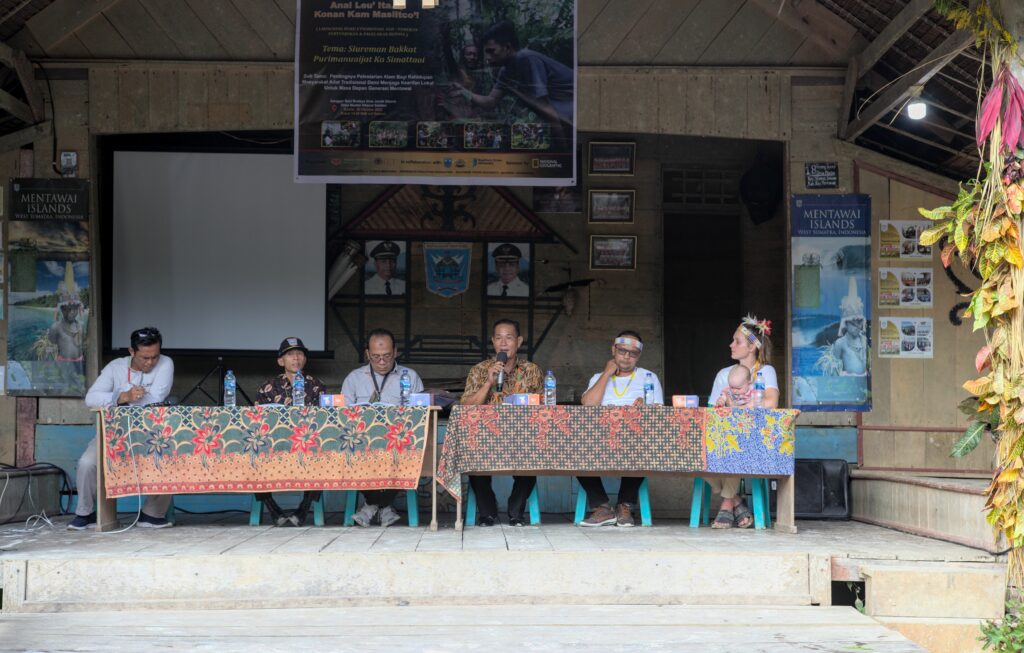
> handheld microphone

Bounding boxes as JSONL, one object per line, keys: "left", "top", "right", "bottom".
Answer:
{"left": 495, "top": 351, "right": 508, "bottom": 392}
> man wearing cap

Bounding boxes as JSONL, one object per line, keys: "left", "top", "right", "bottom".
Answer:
{"left": 341, "top": 328, "right": 424, "bottom": 527}
{"left": 487, "top": 243, "right": 529, "bottom": 297}
{"left": 577, "top": 330, "right": 663, "bottom": 528}
{"left": 460, "top": 318, "right": 542, "bottom": 526}
{"left": 365, "top": 241, "right": 405, "bottom": 296}
{"left": 253, "top": 337, "right": 328, "bottom": 526}
{"left": 71, "top": 327, "right": 174, "bottom": 530}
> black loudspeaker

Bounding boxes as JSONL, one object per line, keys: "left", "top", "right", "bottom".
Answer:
{"left": 794, "top": 459, "right": 850, "bottom": 520}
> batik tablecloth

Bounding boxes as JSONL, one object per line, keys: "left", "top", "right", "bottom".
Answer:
{"left": 436, "top": 405, "right": 798, "bottom": 500}
{"left": 100, "top": 405, "right": 432, "bottom": 497}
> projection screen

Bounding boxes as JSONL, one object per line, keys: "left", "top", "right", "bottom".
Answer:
{"left": 111, "top": 151, "right": 326, "bottom": 351}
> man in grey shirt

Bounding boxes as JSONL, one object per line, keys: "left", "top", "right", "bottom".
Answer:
{"left": 341, "top": 328, "right": 424, "bottom": 527}
{"left": 70, "top": 327, "right": 174, "bottom": 530}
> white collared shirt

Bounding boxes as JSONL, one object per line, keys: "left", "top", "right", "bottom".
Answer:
{"left": 341, "top": 364, "right": 424, "bottom": 405}
{"left": 85, "top": 355, "right": 175, "bottom": 409}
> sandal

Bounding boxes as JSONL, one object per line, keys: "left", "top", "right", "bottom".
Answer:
{"left": 711, "top": 508, "right": 734, "bottom": 529}
{"left": 734, "top": 502, "right": 754, "bottom": 529}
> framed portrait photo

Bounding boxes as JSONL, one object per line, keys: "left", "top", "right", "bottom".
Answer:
{"left": 486, "top": 241, "right": 530, "bottom": 297}
{"left": 590, "top": 235, "right": 637, "bottom": 271}
{"left": 588, "top": 189, "right": 635, "bottom": 224}
{"left": 588, "top": 141, "right": 635, "bottom": 176}
{"left": 364, "top": 239, "right": 407, "bottom": 296}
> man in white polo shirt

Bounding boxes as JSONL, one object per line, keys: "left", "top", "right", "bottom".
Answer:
{"left": 577, "top": 330, "right": 663, "bottom": 528}
{"left": 71, "top": 327, "right": 175, "bottom": 530}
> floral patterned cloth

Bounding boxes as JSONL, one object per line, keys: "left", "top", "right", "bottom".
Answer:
{"left": 100, "top": 405, "right": 431, "bottom": 497}
{"left": 437, "top": 405, "right": 798, "bottom": 500}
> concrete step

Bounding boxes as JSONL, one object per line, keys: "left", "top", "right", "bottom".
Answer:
{"left": 861, "top": 561, "right": 1005, "bottom": 619}
{"left": 2, "top": 549, "right": 818, "bottom": 613}
{"left": 851, "top": 472, "right": 1001, "bottom": 553}
{"left": 0, "top": 604, "right": 928, "bottom": 652}
{"left": 876, "top": 616, "right": 988, "bottom": 653}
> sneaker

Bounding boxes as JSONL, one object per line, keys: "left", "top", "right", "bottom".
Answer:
{"left": 579, "top": 503, "right": 616, "bottom": 527}
{"left": 615, "top": 503, "right": 635, "bottom": 527}
{"left": 67, "top": 513, "right": 96, "bottom": 530}
{"left": 477, "top": 515, "right": 497, "bottom": 527}
{"left": 508, "top": 517, "right": 526, "bottom": 527}
{"left": 379, "top": 506, "right": 401, "bottom": 528}
{"left": 136, "top": 513, "right": 172, "bottom": 529}
{"left": 353, "top": 503, "right": 378, "bottom": 528}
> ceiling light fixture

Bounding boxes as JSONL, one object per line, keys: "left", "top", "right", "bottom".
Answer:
{"left": 907, "top": 85, "right": 926, "bottom": 121}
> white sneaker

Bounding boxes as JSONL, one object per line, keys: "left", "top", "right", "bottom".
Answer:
{"left": 353, "top": 503, "right": 378, "bottom": 527}
{"left": 379, "top": 506, "right": 401, "bottom": 528}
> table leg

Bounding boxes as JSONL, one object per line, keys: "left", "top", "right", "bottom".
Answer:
{"left": 774, "top": 474, "right": 797, "bottom": 534}
{"left": 95, "top": 418, "right": 118, "bottom": 532}
{"left": 430, "top": 411, "right": 438, "bottom": 532}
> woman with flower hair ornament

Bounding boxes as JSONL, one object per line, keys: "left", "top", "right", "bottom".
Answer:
{"left": 706, "top": 314, "right": 780, "bottom": 528}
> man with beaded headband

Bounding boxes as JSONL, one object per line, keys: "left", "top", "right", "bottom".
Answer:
{"left": 707, "top": 315, "right": 780, "bottom": 528}
{"left": 577, "top": 330, "right": 664, "bottom": 528}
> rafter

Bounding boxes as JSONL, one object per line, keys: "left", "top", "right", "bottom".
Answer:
{"left": 0, "top": 41, "right": 43, "bottom": 122}
{"left": 853, "top": 0, "right": 935, "bottom": 75}
{"left": 845, "top": 29, "right": 974, "bottom": 141}
{"left": 0, "top": 121, "right": 48, "bottom": 153}
{"left": 747, "top": 0, "right": 864, "bottom": 59}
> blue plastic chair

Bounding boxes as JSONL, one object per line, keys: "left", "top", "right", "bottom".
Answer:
{"left": 573, "top": 478, "right": 652, "bottom": 526}
{"left": 690, "top": 477, "right": 771, "bottom": 529}
{"left": 465, "top": 483, "right": 541, "bottom": 526}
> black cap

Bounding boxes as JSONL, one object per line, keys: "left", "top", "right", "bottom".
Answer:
{"left": 492, "top": 243, "right": 522, "bottom": 260}
{"left": 278, "top": 337, "right": 308, "bottom": 357}
{"left": 369, "top": 241, "right": 400, "bottom": 259}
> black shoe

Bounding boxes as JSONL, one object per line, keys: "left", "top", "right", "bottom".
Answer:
{"left": 478, "top": 515, "right": 497, "bottom": 527}
{"left": 509, "top": 517, "right": 526, "bottom": 527}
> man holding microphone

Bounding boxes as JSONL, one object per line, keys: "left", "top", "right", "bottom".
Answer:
{"left": 70, "top": 327, "right": 175, "bottom": 530}
{"left": 460, "top": 319, "right": 542, "bottom": 526}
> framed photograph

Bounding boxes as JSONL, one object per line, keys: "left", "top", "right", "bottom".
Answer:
{"left": 588, "top": 141, "right": 635, "bottom": 176}
{"left": 364, "top": 240, "right": 407, "bottom": 296}
{"left": 588, "top": 189, "right": 635, "bottom": 223}
{"left": 486, "top": 241, "right": 530, "bottom": 297}
{"left": 590, "top": 236, "right": 637, "bottom": 271}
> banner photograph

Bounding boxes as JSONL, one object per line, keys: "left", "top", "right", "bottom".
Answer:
{"left": 294, "top": 0, "right": 577, "bottom": 185}
{"left": 790, "top": 194, "right": 872, "bottom": 412}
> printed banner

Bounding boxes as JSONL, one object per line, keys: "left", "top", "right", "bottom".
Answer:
{"left": 424, "top": 242, "right": 472, "bottom": 298}
{"left": 879, "top": 220, "right": 933, "bottom": 259}
{"left": 6, "top": 178, "right": 90, "bottom": 397}
{"left": 294, "top": 0, "right": 577, "bottom": 185}
{"left": 791, "top": 194, "right": 871, "bottom": 412}
{"left": 879, "top": 317, "right": 933, "bottom": 358}
{"left": 879, "top": 267, "right": 932, "bottom": 308}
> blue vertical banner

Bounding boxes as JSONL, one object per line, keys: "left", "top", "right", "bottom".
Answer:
{"left": 791, "top": 194, "right": 871, "bottom": 412}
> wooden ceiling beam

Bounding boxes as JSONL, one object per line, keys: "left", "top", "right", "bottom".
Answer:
{"left": 0, "top": 41, "right": 44, "bottom": 122}
{"left": 0, "top": 120, "right": 48, "bottom": 153}
{"left": 747, "top": 0, "right": 864, "bottom": 59}
{"left": 23, "top": 0, "right": 123, "bottom": 54}
{"left": 844, "top": 29, "right": 974, "bottom": 141}
{"left": 853, "top": 0, "right": 935, "bottom": 78}
{"left": 0, "top": 87, "right": 35, "bottom": 124}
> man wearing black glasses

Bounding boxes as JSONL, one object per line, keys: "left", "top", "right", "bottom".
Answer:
{"left": 72, "top": 327, "right": 174, "bottom": 530}
{"left": 341, "top": 328, "right": 423, "bottom": 527}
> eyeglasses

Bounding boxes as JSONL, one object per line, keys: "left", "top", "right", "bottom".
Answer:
{"left": 368, "top": 353, "right": 395, "bottom": 363}
{"left": 614, "top": 346, "right": 641, "bottom": 359}
{"left": 132, "top": 328, "right": 161, "bottom": 340}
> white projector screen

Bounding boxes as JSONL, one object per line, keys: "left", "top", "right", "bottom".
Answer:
{"left": 112, "top": 151, "right": 326, "bottom": 351}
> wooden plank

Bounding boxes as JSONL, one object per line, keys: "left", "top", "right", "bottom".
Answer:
{"left": 0, "top": 42, "right": 44, "bottom": 121}
{"left": 576, "top": 0, "right": 612, "bottom": 38}
{"left": 656, "top": 71, "right": 687, "bottom": 135}
{"left": 600, "top": 74, "right": 657, "bottom": 134}
{"left": 747, "top": 0, "right": 862, "bottom": 61}
{"left": 578, "top": 0, "right": 652, "bottom": 64}
{"left": 0, "top": 121, "right": 49, "bottom": 153}
{"left": 845, "top": 29, "right": 975, "bottom": 140}
{"left": 713, "top": 73, "right": 748, "bottom": 137}
{"left": 684, "top": 74, "right": 714, "bottom": 136}
{"left": 23, "top": 0, "right": 122, "bottom": 53}
{"left": 318, "top": 527, "right": 384, "bottom": 552}
{"left": 74, "top": 14, "right": 134, "bottom": 59}
{"left": 14, "top": 397, "right": 35, "bottom": 466}
{"left": 177, "top": 68, "right": 209, "bottom": 131}
{"left": 368, "top": 527, "right": 425, "bottom": 552}
{"left": 147, "top": 69, "right": 179, "bottom": 131}
{"left": 854, "top": 0, "right": 935, "bottom": 78}
{"left": 274, "top": 0, "right": 296, "bottom": 25}
{"left": 138, "top": 0, "right": 227, "bottom": 59}
{"left": 88, "top": 68, "right": 119, "bottom": 133}
{"left": 229, "top": 0, "right": 293, "bottom": 59}
{"left": 185, "top": 0, "right": 275, "bottom": 60}
{"left": 746, "top": 73, "right": 781, "bottom": 140}
{"left": 44, "top": 33, "right": 91, "bottom": 59}
{"left": 116, "top": 67, "right": 149, "bottom": 132}
{"left": 654, "top": 0, "right": 745, "bottom": 64}
{"left": 223, "top": 526, "right": 310, "bottom": 554}
{"left": 747, "top": 20, "right": 806, "bottom": 66}
{"left": 606, "top": 0, "right": 699, "bottom": 64}
{"left": 697, "top": 1, "right": 776, "bottom": 65}
{"left": 103, "top": 0, "right": 183, "bottom": 59}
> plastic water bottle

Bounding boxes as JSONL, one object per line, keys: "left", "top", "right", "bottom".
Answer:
{"left": 753, "top": 371, "right": 765, "bottom": 408}
{"left": 223, "top": 370, "right": 236, "bottom": 408}
{"left": 544, "top": 370, "right": 557, "bottom": 406}
{"left": 643, "top": 372, "right": 655, "bottom": 405}
{"left": 400, "top": 369, "right": 411, "bottom": 406}
{"left": 293, "top": 370, "right": 305, "bottom": 407}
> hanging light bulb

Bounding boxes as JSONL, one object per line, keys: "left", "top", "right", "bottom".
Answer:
{"left": 907, "top": 101, "right": 927, "bottom": 120}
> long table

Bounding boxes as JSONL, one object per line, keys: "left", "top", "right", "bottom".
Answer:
{"left": 96, "top": 405, "right": 440, "bottom": 531}
{"left": 437, "top": 404, "right": 800, "bottom": 532}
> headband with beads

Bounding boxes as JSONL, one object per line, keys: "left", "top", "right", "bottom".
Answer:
{"left": 739, "top": 315, "right": 772, "bottom": 349}
{"left": 614, "top": 336, "right": 643, "bottom": 352}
